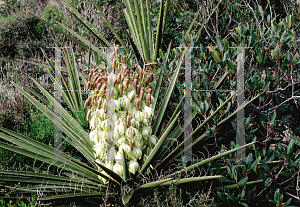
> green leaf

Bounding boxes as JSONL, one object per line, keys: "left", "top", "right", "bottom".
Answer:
{"left": 250, "top": 156, "right": 261, "bottom": 174}
{"left": 215, "top": 36, "right": 224, "bottom": 51}
{"left": 238, "top": 177, "right": 248, "bottom": 186}
{"left": 226, "top": 193, "right": 235, "bottom": 202}
{"left": 122, "top": 150, "right": 130, "bottom": 181}
{"left": 219, "top": 177, "right": 233, "bottom": 183}
{"left": 152, "top": 52, "right": 184, "bottom": 135}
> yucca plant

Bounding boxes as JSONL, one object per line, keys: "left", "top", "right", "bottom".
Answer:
{"left": 0, "top": 42, "right": 261, "bottom": 206}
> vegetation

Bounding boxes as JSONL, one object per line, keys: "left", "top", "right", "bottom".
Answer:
{"left": 0, "top": 0, "right": 300, "bottom": 206}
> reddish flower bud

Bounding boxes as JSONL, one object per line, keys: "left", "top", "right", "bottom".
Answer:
{"left": 86, "top": 109, "right": 91, "bottom": 121}
{"left": 139, "top": 89, "right": 143, "bottom": 100}
{"left": 124, "top": 69, "right": 129, "bottom": 76}
{"left": 93, "top": 67, "right": 100, "bottom": 73}
{"left": 125, "top": 79, "right": 129, "bottom": 89}
{"left": 87, "top": 82, "right": 91, "bottom": 90}
{"left": 93, "top": 75, "right": 98, "bottom": 82}
{"left": 127, "top": 116, "right": 131, "bottom": 128}
{"left": 147, "top": 94, "right": 151, "bottom": 104}
{"left": 103, "top": 100, "right": 107, "bottom": 112}
{"left": 129, "top": 141, "right": 133, "bottom": 151}
{"left": 146, "top": 75, "right": 150, "bottom": 85}
{"left": 136, "top": 99, "right": 140, "bottom": 110}
{"left": 83, "top": 68, "right": 89, "bottom": 72}
{"left": 96, "top": 76, "right": 102, "bottom": 84}
{"left": 117, "top": 73, "right": 121, "bottom": 83}
{"left": 150, "top": 73, "right": 154, "bottom": 81}
{"left": 97, "top": 97, "right": 102, "bottom": 109}
{"left": 88, "top": 73, "right": 92, "bottom": 82}
{"left": 120, "top": 75, "right": 124, "bottom": 84}
{"left": 84, "top": 96, "right": 91, "bottom": 108}
{"left": 120, "top": 84, "right": 123, "bottom": 95}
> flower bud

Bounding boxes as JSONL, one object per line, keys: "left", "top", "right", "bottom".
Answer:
{"left": 150, "top": 135, "right": 157, "bottom": 145}
{"left": 97, "top": 97, "right": 102, "bottom": 109}
{"left": 93, "top": 75, "right": 98, "bottom": 82}
{"left": 136, "top": 99, "right": 140, "bottom": 111}
{"left": 129, "top": 140, "right": 133, "bottom": 150}
{"left": 116, "top": 121, "right": 126, "bottom": 136}
{"left": 127, "top": 90, "right": 136, "bottom": 103}
{"left": 126, "top": 127, "right": 135, "bottom": 139}
{"left": 147, "top": 94, "right": 151, "bottom": 104}
{"left": 134, "top": 111, "right": 144, "bottom": 123}
{"left": 131, "top": 118, "right": 140, "bottom": 129}
{"left": 84, "top": 96, "right": 91, "bottom": 108}
{"left": 117, "top": 73, "right": 121, "bottom": 83}
{"left": 120, "top": 96, "right": 131, "bottom": 110}
{"left": 128, "top": 159, "right": 139, "bottom": 174}
{"left": 146, "top": 75, "right": 150, "bottom": 85}
{"left": 114, "top": 99, "right": 120, "bottom": 111}
{"left": 129, "top": 146, "right": 142, "bottom": 160}
{"left": 113, "top": 163, "right": 123, "bottom": 177}
{"left": 134, "top": 139, "right": 143, "bottom": 149}
{"left": 119, "top": 143, "right": 131, "bottom": 155}
{"left": 139, "top": 89, "right": 144, "bottom": 100}
{"left": 126, "top": 116, "right": 131, "bottom": 128}
{"left": 141, "top": 126, "right": 152, "bottom": 138}
{"left": 87, "top": 109, "right": 91, "bottom": 121}
{"left": 142, "top": 118, "right": 150, "bottom": 126}
{"left": 125, "top": 78, "right": 129, "bottom": 89}
{"left": 143, "top": 106, "right": 154, "bottom": 119}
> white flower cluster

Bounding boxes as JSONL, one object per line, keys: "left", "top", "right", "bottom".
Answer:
{"left": 84, "top": 48, "right": 157, "bottom": 184}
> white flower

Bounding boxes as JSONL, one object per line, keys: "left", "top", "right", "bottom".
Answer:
{"left": 116, "top": 121, "right": 126, "bottom": 136}
{"left": 94, "top": 145, "right": 105, "bottom": 160}
{"left": 120, "top": 96, "right": 131, "bottom": 110}
{"left": 143, "top": 106, "right": 154, "bottom": 119}
{"left": 97, "top": 108, "right": 106, "bottom": 119}
{"left": 90, "top": 116, "right": 97, "bottom": 129}
{"left": 126, "top": 126, "right": 135, "bottom": 139}
{"left": 114, "top": 99, "right": 120, "bottom": 111}
{"left": 128, "top": 159, "right": 139, "bottom": 174}
{"left": 119, "top": 143, "right": 131, "bottom": 155}
{"left": 131, "top": 118, "right": 140, "bottom": 129}
{"left": 116, "top": 135, "right": 126, "bottom": 147}
{"left": 128, "top": 107, "right": 137, "bottom": 118}
{"left": 141, "top": 126, "right": 152, "bottom": 138}
{"left": 129, "top": 146, "right": 142, "bottom": 160}
{"left": 113, "top": 163, "right": 123, "bottom": 177}
{"left": 127, "top": 90, "right": 136, "bottom": 103}
{"left": 134, "top": 111, "right": 144, "bottom": 122}
{"left": 142, "top": 118, "right": 150, "bottom": 126}
{"left": 134, "top": 139, "right": 143, "bottom": 149}
{"left": 134, "top": 128, "right": 142, "bottom": 141}
{"left": 89, "top": 130, "right": 97, "bottom": 143}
